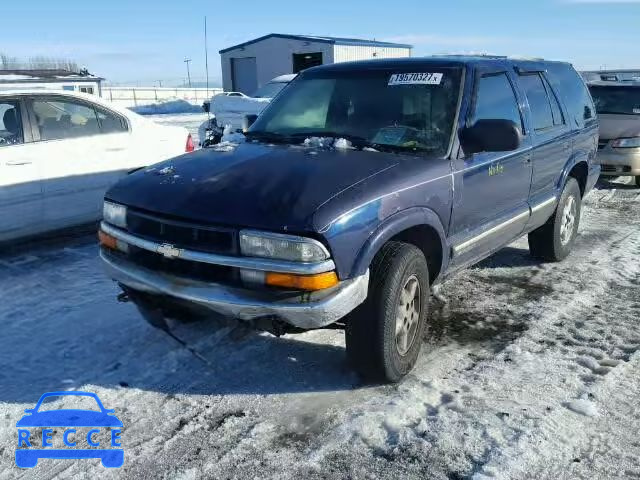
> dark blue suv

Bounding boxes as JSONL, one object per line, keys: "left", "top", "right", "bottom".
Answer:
{"left": 100, "top": 56, "right": 599, "bottom": 382}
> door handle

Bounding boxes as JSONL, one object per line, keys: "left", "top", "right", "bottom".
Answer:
{"left": 6, "top": 160, "right": 32, "bottom": 166}
{"left": 106, "top": 147, "right": 125, "bottom": 152}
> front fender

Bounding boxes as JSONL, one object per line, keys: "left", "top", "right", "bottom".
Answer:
{"left": 350, "top": 207, "right": 449, "bottom": 280}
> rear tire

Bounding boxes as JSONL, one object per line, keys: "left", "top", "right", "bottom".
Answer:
{"left": 528, "top": 177, "right": 582, "bottom": 262}
{"left": 345, "top": 241, "right": 430, "bottom": 383}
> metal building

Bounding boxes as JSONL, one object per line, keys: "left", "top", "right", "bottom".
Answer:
{"left": 219, "top": 33, "right": 413, "bottom": 94}
{"left": 0, "top": 69, "right": 103, "bottom": 95}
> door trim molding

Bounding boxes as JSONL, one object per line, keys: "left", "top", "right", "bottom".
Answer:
{"left": 452, "top": 210, "right": 529, "bottom": 257}
{"left": 451, "top": 196, "right": 557, "bottom": 257}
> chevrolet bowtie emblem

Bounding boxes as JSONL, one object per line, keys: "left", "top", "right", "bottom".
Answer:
{"left": 157, "top": 243, "right": 182, "bottom": 259}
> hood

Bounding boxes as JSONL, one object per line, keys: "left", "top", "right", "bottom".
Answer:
{"left": 16, "top": 410, "right": 123, "bottom": 427}
{"left": 106, "top": 142, "right": 400, "bottom": 232}
{"left": 598, "top": 114, "right": 640, "bottom": 140}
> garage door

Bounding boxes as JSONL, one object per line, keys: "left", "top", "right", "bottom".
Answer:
{"left": 231, "top": 57, "right": 258, "bottom": 95}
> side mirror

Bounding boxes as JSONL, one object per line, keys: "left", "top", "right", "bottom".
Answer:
{"left": 202, "top": 101, "right": 210, "bottom": 113}
{"left": 459, "top": 119, "right": 522, "bottom": 155}
{"left": 243, "top": 114, "right": 258, "bottom": 132}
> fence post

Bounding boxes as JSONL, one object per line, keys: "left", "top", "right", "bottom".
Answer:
{"left": 133, "top": 88, "right": 137, "bottom": 107}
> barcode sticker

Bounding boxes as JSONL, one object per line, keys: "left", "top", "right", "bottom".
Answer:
{"left": 388, "top": 73, "right": 443, "bottom": 86}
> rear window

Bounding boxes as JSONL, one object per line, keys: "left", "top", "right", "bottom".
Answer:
{"left": 589, "top": 85, "right": 640, "bottom": 116}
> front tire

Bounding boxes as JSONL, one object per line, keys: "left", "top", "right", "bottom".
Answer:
{"left": 528, "top": 177, "right": 582, "bottom": 262}
{"left": 345, "top": 242, "right": 430, "bottom": 383}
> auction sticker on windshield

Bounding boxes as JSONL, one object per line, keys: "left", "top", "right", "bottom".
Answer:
{"left": 388, "top": 73, "right": 443, "bottom": 86}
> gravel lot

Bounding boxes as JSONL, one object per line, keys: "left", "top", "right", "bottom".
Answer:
{"left": 1, "top": 139, "right": 638, "bottom": 479}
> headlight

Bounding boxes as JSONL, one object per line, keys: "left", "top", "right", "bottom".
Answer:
{"left": 239, "top": 230, "right": 329, "bottom": 262}
{"left": 103, "top": 201, "right": 127, "bottom": 228}
{"left": 611, "top": 137, "right": 640, "bottom": 148}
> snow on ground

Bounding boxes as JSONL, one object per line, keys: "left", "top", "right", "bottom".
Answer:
{"left": 146, "top": 112, "right": 209, "bottom": 146}
{"left": 130, "top": 99, "right": 203, "bottom": 115}
{"left": 0, "top": 177, "right": 639, "bottom": 479}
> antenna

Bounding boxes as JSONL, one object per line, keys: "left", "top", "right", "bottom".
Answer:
{"left": 183, "top": 58, "right": 192, "bottom": 87}
{"left": 204, "top": 16, "right": 210, "bottom": 121}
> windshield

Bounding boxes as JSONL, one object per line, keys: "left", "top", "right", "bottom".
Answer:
{"left": 252, "top": 82, "right": 288, "bottom": 98}
{"left": 589, "top": 85, "right": 640, "bottom": 115}
{"left": 249, "top": 68, "right": 462, "bottom": 155}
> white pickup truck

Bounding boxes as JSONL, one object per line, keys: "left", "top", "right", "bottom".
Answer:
{"left": 198, "top": 74, "right": 296, "bottom": 146}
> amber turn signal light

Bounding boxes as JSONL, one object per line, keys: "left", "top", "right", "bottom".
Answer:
{"left": 98, "top": 230, "right": 118, "bottom": 250}
{"left": 265, "top": 271, "right": 339, "bottom": 291}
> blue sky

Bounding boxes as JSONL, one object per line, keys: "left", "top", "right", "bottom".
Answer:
{"left": 3, "top": 0, "right": 639, "bottom": 85}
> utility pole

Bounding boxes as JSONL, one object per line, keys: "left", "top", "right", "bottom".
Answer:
{"left": 184, "top": 58, "right": 192, "bottom": 87}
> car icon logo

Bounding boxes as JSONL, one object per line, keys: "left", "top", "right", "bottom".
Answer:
{"left": 15, "top": 391, "right": 123, "bottom": 468}
{"left": 157, "top": 243, "right": 182, "bottom": 259}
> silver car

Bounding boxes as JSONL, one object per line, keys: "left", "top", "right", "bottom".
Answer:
{"left": 589, "top": 81, "right": 640, "bottom": 187}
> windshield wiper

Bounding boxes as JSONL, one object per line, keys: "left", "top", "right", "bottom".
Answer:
{"left": 244, "top": 130, "right": 293, "bottom": 143}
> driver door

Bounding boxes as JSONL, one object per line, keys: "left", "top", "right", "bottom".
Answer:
{"left": 449, "top": 68, "right": 533, "bottom": 268}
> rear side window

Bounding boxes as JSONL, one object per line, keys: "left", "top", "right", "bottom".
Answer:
{"left": 32, "top": 98, "right": 127, "bottom": 141}
{"left": 33, "top": 98, "right": 101, "bottom": 140}
{"left": 546, "top": 65, "right": 595, "bottom": 128}
{"left": 541, "top": 75, "right": 564, "bottom": 126}
{"left": 519, "top": 74, "right": 554, "bottom": 131}
{"left": 0, "top": 100, "right": 23, "bottom": 147}
{"left": 95, "top": 107, "right": 128, "bottom": 133}
{"left": 472, "top": 73, "right": 523, "bottom": 130}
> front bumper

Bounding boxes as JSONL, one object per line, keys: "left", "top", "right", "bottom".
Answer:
{"left": 101, "top": 250, "right": 368, "bottom": 329}
{"left": 596, "top": 146, "right": 640, "bottom": 176}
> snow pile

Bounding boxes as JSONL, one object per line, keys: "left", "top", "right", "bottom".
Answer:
{"left": 210, "top": 94, "right": 270, "bottom": 116}
{"left": 303, "top": 137, "right": 355, "bottom": 150}
{"left": 130, "top": 98, "right": 203, "bottom": 115}
{"left": 220, "top": 125, "right": 246, "bottom": 144}
{"left": 206, "top": 125, "right": 246, "bottom": 151}
{"left": 566, "top": 398, "right": 599, "bottom": 417}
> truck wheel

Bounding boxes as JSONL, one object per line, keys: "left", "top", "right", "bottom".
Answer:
{"left": 528, "top": 177, "right": 582, "bottom": 262}
{"left": 345, "top": 241, "right": 430, "bottom": 383}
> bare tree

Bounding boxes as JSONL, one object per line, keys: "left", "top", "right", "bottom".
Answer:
{"left": 1, "top": 53, "right": 19, "bottom": 69}
{"left": 0, "top": 53, "right": 80, "bottom": 72}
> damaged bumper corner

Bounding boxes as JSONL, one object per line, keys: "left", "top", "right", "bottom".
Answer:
{"left": 100, "top": 250, "right": 369, "bottom": 329}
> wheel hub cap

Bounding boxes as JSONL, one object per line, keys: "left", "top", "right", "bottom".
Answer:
{"left": 560, "top": 196, "right": 577, "bottom": 246}
{"left": 395, "top": 275, "right": 421, "bottom": 356}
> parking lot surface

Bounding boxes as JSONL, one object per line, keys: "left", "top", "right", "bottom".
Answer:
{"left": 1, "top": 178, "right": 639, "bottom": 479}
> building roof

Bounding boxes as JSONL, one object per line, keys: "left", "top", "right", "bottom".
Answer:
{"left": 219, "top": 33, "right": 413, "bottom": 54}
{"left": 0, "top": 69, "right": 103, "bottom": 84}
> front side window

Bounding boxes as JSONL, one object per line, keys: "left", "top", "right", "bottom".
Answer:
{"left": 0, "top": 100, "right": 23, "bottom": 147}
{"left": 251, "top": 68, "right": 462, "bottom": 155}
{"left": 589, "top": 85, "right": 640, "bottom": 116}
{"left": 472, "top": 73, "right": 523, "bottom": 130}
{"left": 520, "top": 73, "right": 555, "bottom": 131}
